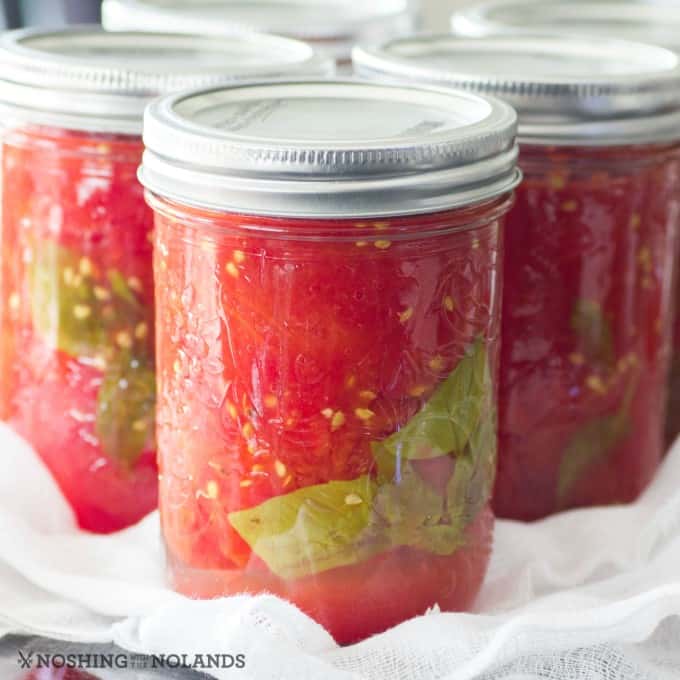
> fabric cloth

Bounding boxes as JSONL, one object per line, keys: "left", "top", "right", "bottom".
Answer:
{"left": 0, "top": 421, "right": 679, "bottom": 680}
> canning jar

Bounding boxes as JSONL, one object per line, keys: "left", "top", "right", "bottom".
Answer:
{"left": 141, "top": 80, "right": 519, "bottom": 643}
{"left": 451, "top": 0, "right": 680, "bottom": 448}
{"left": 451, "top": 0, "right": 680, "bottom": 44}
{"left": 102, "top": 0, "right": 419, "bottom": 70}
{"left": 354, "top": 35, "right": 680, "bottom": 520}
{"left": 0, "top": 27, "right": 329, "bottom": 533}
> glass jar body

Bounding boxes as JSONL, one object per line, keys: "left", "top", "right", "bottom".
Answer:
{"left": 0, "top": 124, "right": 157, "bottom": 533}
{"left": 498, "top": 143, "right": 680, "bottom": 521}
{"left": 149, "top": 194, "right": 512, "bottom": 644}
{"left": 668, "top": 289, "right": 680, "bottom": 445}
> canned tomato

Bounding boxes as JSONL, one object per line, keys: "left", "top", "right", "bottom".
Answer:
{"left": 141, "top": 80, "right": 519, "bottom": 642}
{"left": 0, "top": 27, "right": 329, "bottom": 533}
{"left": 354, "top": 35, "right": 680, "bottom": 520}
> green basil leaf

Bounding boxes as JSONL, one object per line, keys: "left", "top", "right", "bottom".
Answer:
{"left": 464, "top": 402, "right": 497, "bottom": 518}
{"left": 448, "top": 418, "right": 496, "bottom": 525}
{"left": 438, "top": 471, "right": 478, "bottom": 555}
{"left": 30, "top": 242, "right": 108, "bottom": 358}
{"left": 95, "top": 351, "right": 156, "bottom": 467}
{"left": 419, "top": 523, "right": 468, "bottom": 556}
{"left": 29, "top": 240, "right": 156, "bottom": 467}
{"left": 446, "top": 453, "right": 475, "bottom": 521}
{"left": 379, "top": 461, "right": 466, "bottom": 557}
{"left": 373, "top": 461, "right": 446, "bottom": 535}
{"left": 228, "top": 476, "right": 380, "bottom": 580}
{"left": 556, "top": 378, "right": 636, "bottom": 507}
{"left": 30, "top": 241, "right": 146, "bottom": 360}
{"left": 230, "top": 339, "right": 497, "bottom": 578}
{"left": 571, "top": 299, "right": 615, "bottom": 367}
{"left": 108, "top": 270, "right": 139, "bottom": 307}
{"left": 372, "top": 338, "right": 489, "bottom": 482}
{"left": 230, "top": 461, "right": 469, "bottom": 579}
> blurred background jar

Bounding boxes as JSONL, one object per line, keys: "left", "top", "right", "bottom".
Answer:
{"left": 101, "top": 0, "right": 420, "bottom": 70}
{"left": 0, "top": 26, "right": 329, "bottom": 533}
{"left": 0, "top": 1, "right": 463, "bottom": 41}
{"left": 450, "top": 0, "right": 680, "bottom": 449}
{"left": 355, "top": 34, "right": 680, "bottom": 521}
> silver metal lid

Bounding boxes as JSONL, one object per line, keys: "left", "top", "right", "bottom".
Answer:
{"left": 140, "top": 79, "right": 520, "bottom": 218}
{"left": 0, "top": 26, "right": 332, "bottom": 134}
{"left": 451, "top": 0, "right": 680, "bottom": 48}
{"left": 102, "top": 0, "right": 420, "bottom": 64}
{"left": 353, "top": 34, "right": 680, "bottom": 146}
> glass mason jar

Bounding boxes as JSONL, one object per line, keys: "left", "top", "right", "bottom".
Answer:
{"left": 141, "top": 80, "right": 520, "bottom": 643}
{"left": 354, "top": 35, "right": 680, "bottom": 520}
{"left": 450, "top": 0, "right": 680, "bottom": 449}
{"left": 102, "top": 0, "right": 420, "bottom": 71}
{"left": 450, "top": 0, "right": 680, "bottom": 45}
{"left": 498, "top": 143, "right": 680, "bottom": 519}
{"left": 0, "top": 27, "right": 329, "bottom": 533}
{"left": 669, "top": 312, "right": 680, "bottom": 443}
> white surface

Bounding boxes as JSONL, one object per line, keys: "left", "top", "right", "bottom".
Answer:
{"left": 0, "top": 421, "right": 679, "bottom": 679}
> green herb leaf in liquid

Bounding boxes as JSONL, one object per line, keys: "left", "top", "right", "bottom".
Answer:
{"left": 556, "top": 377, "right": 637, "bottom": 507}
{"left": 95, "top": 351, "right": 156, "bottom": 468}
{"left": 30, "top": 240, "right": 155, "bottom": 466}
{"left": 30, "top": 242, "right": 108, "bottom": 359}
{"left": 229, "top": 338, "right": 496, "bottom": 579}
{"left": 228, "top": 476, "right": 380, "bottom": 580}
{"left": 571, "top": 299, "right": 615, "bottom": 367}
{"left": 372, "top": 337, "right": 489, "bottom": 482}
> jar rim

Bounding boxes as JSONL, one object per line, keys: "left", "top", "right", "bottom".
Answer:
{"left": 145, "top": 189, "right": 516, "bottom": 241}
{"left": 140, "top": 78, "right": 521, "bottom": 219}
